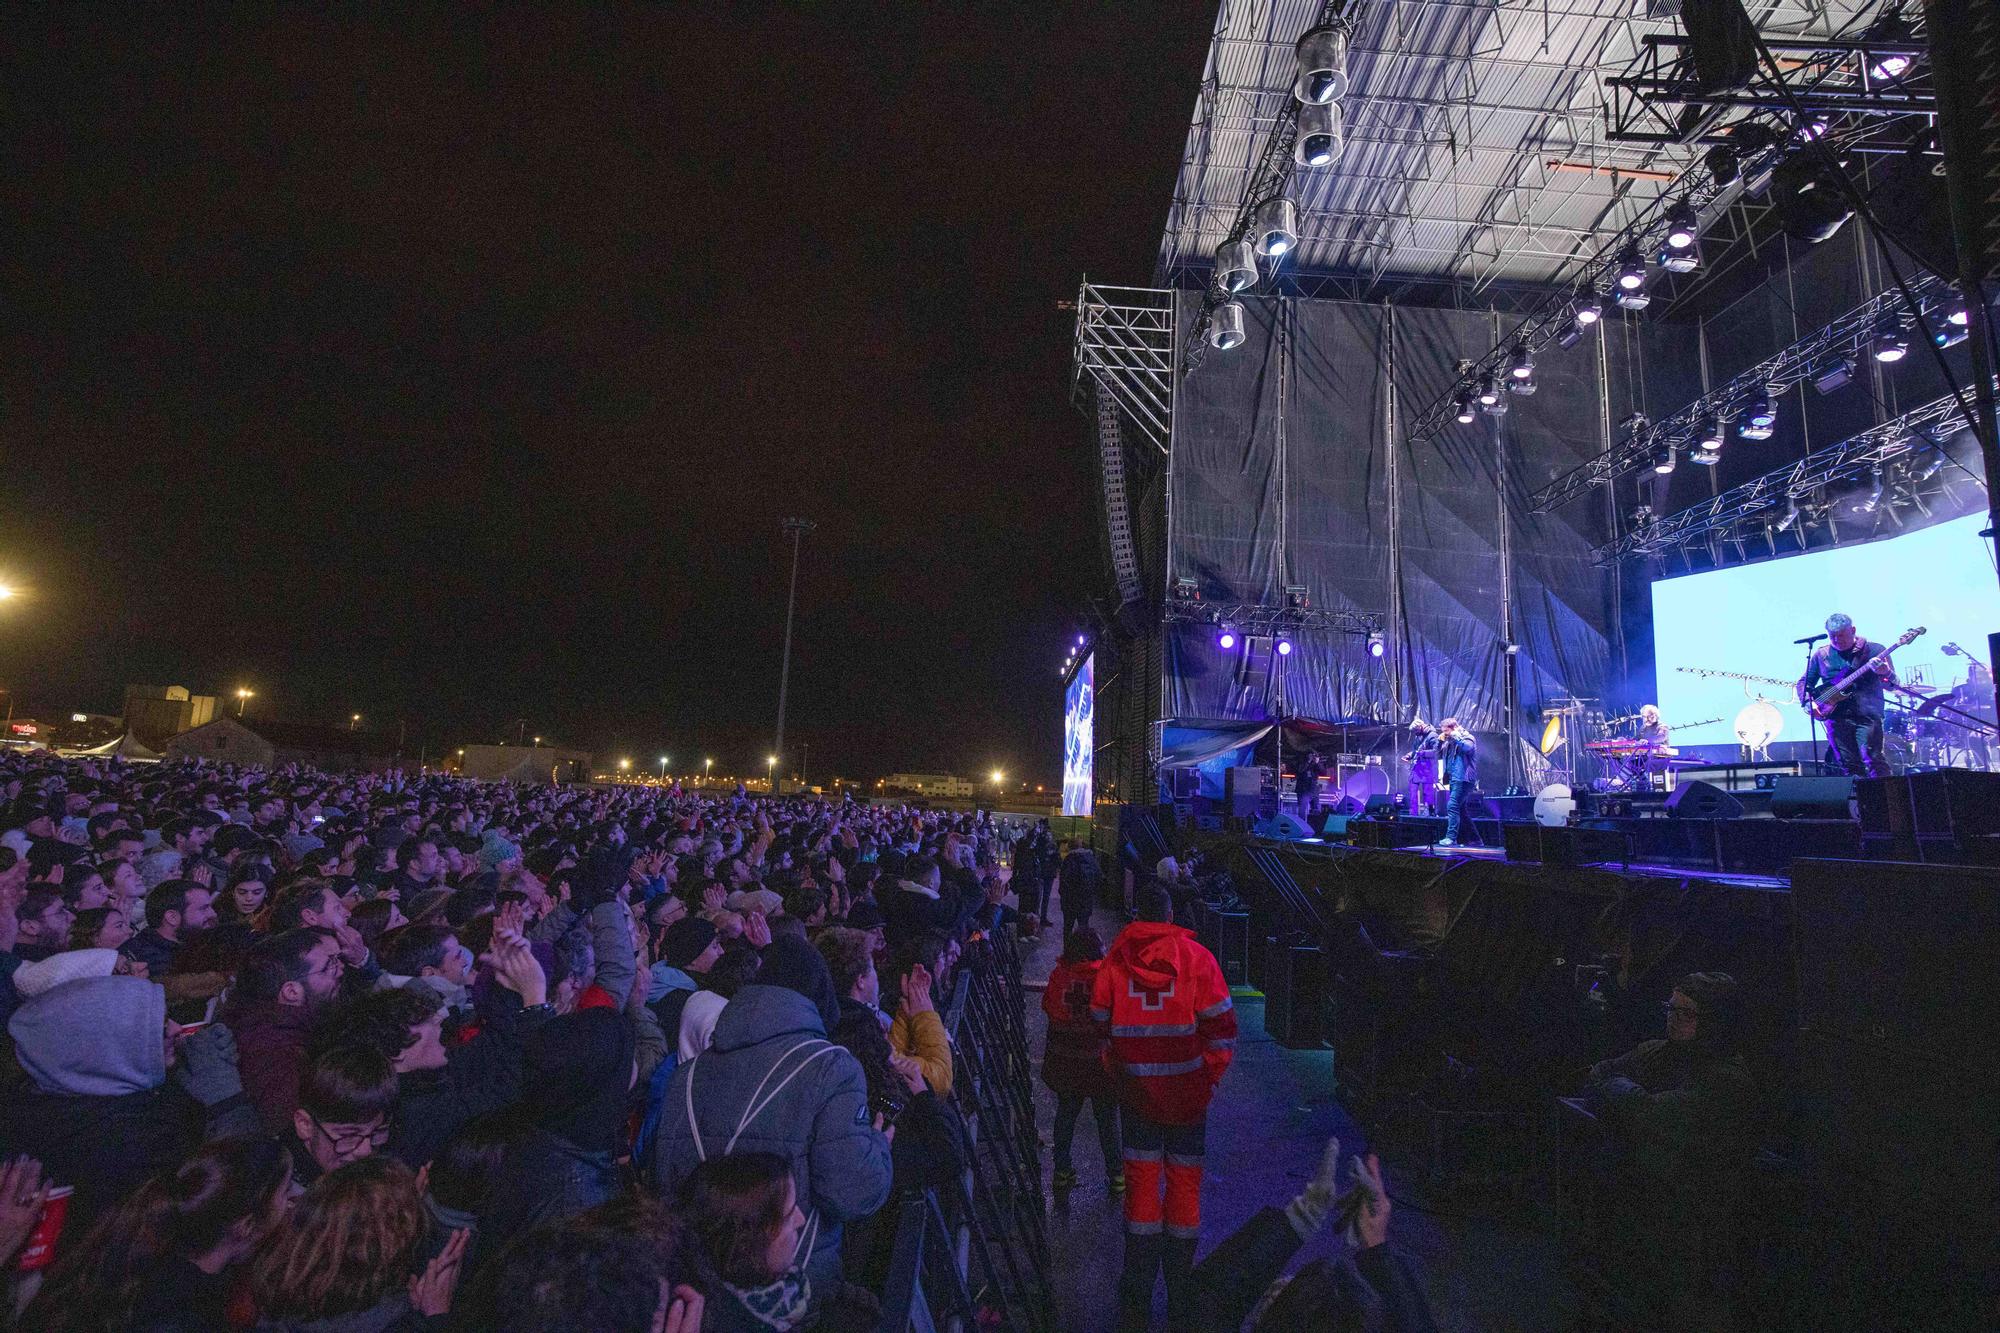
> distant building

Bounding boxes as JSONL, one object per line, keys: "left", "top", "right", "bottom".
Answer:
{"left": 459, "top": 744, "right": 591, "bottom": 785}
{"left": 123, "top": 685, "right": 218, "bottom": 751}
{"left": 164, "top": 717, "right": 404, "bottom": 774}
{"left": 882, "top": 772, "right": 974, "bottom": 798}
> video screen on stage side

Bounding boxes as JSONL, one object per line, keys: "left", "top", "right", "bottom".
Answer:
{"left": 1062, "top": 652, "right": 1094, "bottom": 816}
{"left": 1652, "top": 512, "right": 1999, "bottom": 749}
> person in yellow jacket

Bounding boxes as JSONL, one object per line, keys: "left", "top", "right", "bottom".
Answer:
{"left": 888, "top": 960, "right": 953, "bottom": 1096}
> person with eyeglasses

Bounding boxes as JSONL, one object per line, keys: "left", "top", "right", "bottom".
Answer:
{"left": 1583, "top": 971, "right": 1756, "bottom": 1329}
{"left": 290, "top": 1044, "right": 398, "bottom": 1185}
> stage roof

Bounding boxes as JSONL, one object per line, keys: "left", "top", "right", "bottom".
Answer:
{"left": 1155, "top": 0, "right": 1890, "bottom": 300}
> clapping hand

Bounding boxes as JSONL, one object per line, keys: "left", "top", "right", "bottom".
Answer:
{"left": 409, "top": 1228, "right": 469, "bottom": 1317}
{"left": 744, "top": 910, "right": 772, "bottom": 949}
{"left": 888, "top": 1048, "right": 928, "bottom": 1095}
{"left": 900, "top": 963, "right": 934, "bottom": 1015}
{"left": 484, "top": 929, "right": 548, "bottom": 1007}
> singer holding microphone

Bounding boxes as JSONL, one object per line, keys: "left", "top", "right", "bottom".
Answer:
{"left": 1411, "top": 717, "right": 1478, "bottom": 847}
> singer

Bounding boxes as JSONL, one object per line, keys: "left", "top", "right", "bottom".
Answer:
{"left": 1412, "top": 718, "right": 1478, "bottom": 846}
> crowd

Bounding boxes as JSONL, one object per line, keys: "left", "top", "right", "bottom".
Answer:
{"left": 0, "top": 753, "right": 1029, "bottom": 1331}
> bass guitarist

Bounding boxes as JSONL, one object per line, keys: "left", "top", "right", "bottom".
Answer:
{"left": 1796, "top": 612, "right": 1897, "bottom": 778}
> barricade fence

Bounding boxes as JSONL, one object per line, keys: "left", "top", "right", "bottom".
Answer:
{"left": 879, "top": 927, "right": 1054, "bottom": 1333}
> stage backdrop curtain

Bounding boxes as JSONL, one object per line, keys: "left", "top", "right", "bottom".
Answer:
{"left": 1167, "top": 294, "right": 1637, "bottom": 787}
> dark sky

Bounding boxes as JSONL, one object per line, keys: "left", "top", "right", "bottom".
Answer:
{"left": 5, "top": 4, "right": 1214, "bottom": 782}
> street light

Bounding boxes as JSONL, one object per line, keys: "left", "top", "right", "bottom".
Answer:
{"left": 533, "top": 735, "right": 542, "bottom": 746}
{"left": 990, "top": 769, "right": 1005, "bottom": 785}
{"left": 350, "top": 712, "right": 361, "bottom": 731}
{"left": 0, "top": 584, "right": 14, "bottom": 600}
{"left": 659, "top": 756, "right": 669, "bottom": 780}
{"left": 234, "top": 688, "right": 254, "bottom": 717}
{"left": 618, "top": 758, "right": 631, "bottom": 774}
{"left": 704, "top": 757, "right": 714, "bottom": 783}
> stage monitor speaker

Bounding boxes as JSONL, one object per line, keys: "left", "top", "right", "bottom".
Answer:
{"left": 1907, "top": 769, "right": 2000, "bottom": 839}
{"left": 1252, "top": 812, "right": 1314, "bottom": 841}
{"left": 1772, "top": 775, "right": 1854, "bottom": 820}
{"left": 1223, "top": 766, "right": 1268, "bottom": 819}
{"left": 1664, "top": 779, "right": 1742, "bottom": 820}
{"left": 1362, "top": 794, "right": 1396, "bottom": 819}
{"left": 1261, "top": 941, "right": 1328, "bottom": 1048}
{"left": 1312, "top": 809, "right": 1349, "bottom": 839}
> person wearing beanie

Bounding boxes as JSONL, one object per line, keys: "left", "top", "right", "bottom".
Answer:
{"left": 652, "top": 935, "right": 892, "bottom": 1298}
{"left": 647, "top": 915, "right": 722, "bottom": 1043}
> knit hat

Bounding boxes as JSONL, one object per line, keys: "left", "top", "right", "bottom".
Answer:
{"left": 753, "top": 936, "right": 841, "bottom": 1033}
{"left": 660, "top": 916, "right": 719, "bottom": 970}
{"left": 10, "top": 948, "right": 121, "bottom": 998}
{"left": 478, "top": 831, "right": 523, "bottom": 871}
{"left": 842, "top": 901, "right": 885, "bottom": 932}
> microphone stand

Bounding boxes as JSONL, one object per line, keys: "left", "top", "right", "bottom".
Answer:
{"left": 1795, "top": 633, "right": 1828, "bottom": 771}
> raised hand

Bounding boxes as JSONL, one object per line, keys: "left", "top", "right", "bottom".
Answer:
{"left": 408, "top": 1227, "right": 469, "bottom": 1316}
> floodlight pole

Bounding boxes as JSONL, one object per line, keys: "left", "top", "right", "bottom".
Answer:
{"left": 773, "top": 518, "right": 816, "bottom": 792}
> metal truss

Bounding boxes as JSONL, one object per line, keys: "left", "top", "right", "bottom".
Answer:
{"left": 1604, "top": 33, "right": 1932, "bottom": 147}
{"left": 1593, "top": 382, "right": 1993, "bottom": 567}
{"left": 1531, "top": 270, "right": 1950, "bottom": 512}
{"left": 1070, "top": 282, "right": 1175, "bottom": 454}
{"left": 1162, "top": 600, "right": 1381, "bottom": 638}
{"left": 1095, "top": 385, "right": 1144, "bottom": 610}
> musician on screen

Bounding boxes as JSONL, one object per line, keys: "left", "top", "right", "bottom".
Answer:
{"left": 1797, "top": 612, "right": 1896, "bottom": 778}
{"left": 1412, "top": 717, "right": 1478, "bottom": 847}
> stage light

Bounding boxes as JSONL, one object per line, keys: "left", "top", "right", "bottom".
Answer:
{"left": 1664, "top": 201, "right": 1698, "bottom": 250}
{"left": 1745, "top": 388, "right": 1776, "bottom": 428}
{"left": 1284, "top": 585, "right": 1310, "bottom": 612}
{"left": 1295, "top": 99, "right": 1342, "bottom": 167}
{"left": 1366, "top": 631, "right": 1385, "bottom": 659}
{"left": 1216, "top": 239, "right": 1258, "bottom": 294}
{"left": 1857, "top": 463, "right": 1885, "bottom": 513}
{"left": 1776, "top": 497, "right": 1800, "bottom": 532}
{"left": 1615, "top": 287, "right": 1651, "bottom": 312}
{"left": 1454, "top": 392, "right": 1476, "bottom": 424}
{"left": 1573, "top": 292, "right": 1602, "bottom": 326}
{"left": 1077, "top": 633, "right": 1087, "bottom": 646}
{"left": 1253, "top": 196, "right": 1298, "bottom": 257}
{"left": 1653, "top": 445, "right": 1677, "bottom": 475}
{"left": 1770, "top": 151, "right": 1853, "bottom": 244}
{"left": 1217, "top": 628, "right": 1237, "bottom": 651}
{"left": 1811, "top": 355, "right": 1856, "bottom": 394}
{"left": 1555, "top": 321, "right": 1585, "bottom": 350}
{"left": 1737, "top": 416, "right": 1775, "bottom": 441}
{"left": 1930, "top": 311, "right": 1968, "bottom": 350}
{"left": 1510, "top": 372, "right": 1537, "bottom": 397}
{"left": 1795, "top": 112, "right": 1831, "bottom": 141}
{"left": 1659, "top": 243, "right": 1699, "bottom": 275}
{"left": 1507, "top": 342, "right": 1534, "bottom": 380}
{"left": 1616, "top": 244, "right": 1647, "bottom": 291}
{"left": 1475, "top": 375, "right": 1500, "bottom": 406}
{"left": 1705, "top": 142, "right": 1738, "bottom": 187}
{"left": 1863, "top": 13, "right": 1917, "bottom": 81}
{"left": 1275, "top": 638, "right": 1293, "bottom": 656}
{"left": 1209, "top": 300, "right": 1247, "bottom": 350}
{"left": 1482, "top": 383, "right": 1509, "bottom": 417}
{"left": 1294, "top": 24, "right": 1349, "bottom": 104}
{"left": 1945, "top": 297, "right": 1969, "bottom": 328}
{"left": 1914, "top": 450, "right": 1947, "bottom": 482}
{"left": 1697, "top": 417, "right": 1725, "bottom": 452}
{"left": 1688, "top": 446, "right": 1719, "bottom": 467}
{"left": 1870, "top": 318, "right": 1909, "bottom": 363}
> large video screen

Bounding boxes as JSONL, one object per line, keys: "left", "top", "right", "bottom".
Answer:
{"left": 1653, "top": 512, "right": 1999, "bottom": 748}
{"left": 1062, "top": 652, "right": 1094, "bottom": 816}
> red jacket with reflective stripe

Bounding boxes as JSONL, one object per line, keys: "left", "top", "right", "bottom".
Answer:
{"left": 1091, "top": 921, "right": 1235, "bottom": 1125}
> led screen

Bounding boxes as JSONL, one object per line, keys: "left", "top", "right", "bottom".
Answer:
{"left": 1652, "top": 512, "right": 1998, "bottom": 748}
{"left": 1062, "top": 652, "right": 1094, "bottom": 816}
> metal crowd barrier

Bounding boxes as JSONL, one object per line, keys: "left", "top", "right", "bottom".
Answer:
{"left": 879, "top": 928, "right": 1054, "bottom": 1333}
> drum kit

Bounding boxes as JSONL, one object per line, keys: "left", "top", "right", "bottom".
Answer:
{"left": 1883, "top": 642, "right": 1998, "bottom": 771}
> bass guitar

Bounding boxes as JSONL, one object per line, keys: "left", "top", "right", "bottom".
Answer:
{"left": 1807, "top": 626, "right": 1925, "bottom": 720}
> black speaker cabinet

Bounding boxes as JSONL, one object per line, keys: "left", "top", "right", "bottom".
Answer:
{"left": 1665, "top": 779, "right": 1744, "bottom": 819}
{"left": 1907, "top": 769, "right": 2000, "bottom": 839}
{"left": 1772, "top": 774, "right": 1856, "bottom": 820}
{"left": 1503, "top": 822, "right": 1630, "bottom": 866}
{"left": 1224, "top": 766, "right": 1268, "bottom": 819}
{"left": 1210, "top": 908, "right": 1251, "bottom": 988}
{"left": 1262, "top": 941, "right": 1329, "bottom": 1048}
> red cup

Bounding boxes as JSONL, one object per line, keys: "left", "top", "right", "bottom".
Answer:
{"left": 16, "top": 1185, "right": 73, "bottom": 1272}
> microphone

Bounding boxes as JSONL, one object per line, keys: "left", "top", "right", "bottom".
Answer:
{"left": 1794, "top": 633, "right": 1827, "bottom": 645}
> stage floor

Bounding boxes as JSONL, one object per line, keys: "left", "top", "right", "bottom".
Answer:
{"left": 1282, "top": 834, "right": 1793, "bottom": 890}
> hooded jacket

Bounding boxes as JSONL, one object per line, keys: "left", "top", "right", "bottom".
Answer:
{"left": 653, "top": 983, "right": 893, "bottom": 1291}
{"left": 1091, "top": 920, "right": 1236, "bottom": 1125}
{"left": 1041, "top": 957, "right": 1112, "bottom": 1098}
{"left": 2, "top": 975, "right": 187, "bottom": 1247}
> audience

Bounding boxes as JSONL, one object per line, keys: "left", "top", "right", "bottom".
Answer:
{"left": 0, "top": 752, "right": 1032, "bottom": 1328}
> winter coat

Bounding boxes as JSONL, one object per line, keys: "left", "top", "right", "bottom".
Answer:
{"left": 389, "top": 989, "right": 554, "bottom": 1170}
{"left": 1091, "top": 920, "right": 1236, "bottom": 1125}
{"left": 887, "top": 1006, "right": 954, "bottom": 1096}
{"left": 226, "top": 999, "right": 319, "bottom": 1136}
{"left": 653, "top": 984, "right": 892, "bottom": 1292}
{"left": 1040, "top": 958, "right": 1112, "bottom": 1098}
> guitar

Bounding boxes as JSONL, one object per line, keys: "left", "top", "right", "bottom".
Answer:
{"left": 1807, "top": 626, "right": 1925, "bottom": 720}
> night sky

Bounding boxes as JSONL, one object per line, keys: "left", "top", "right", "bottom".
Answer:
{"left": 6, "top": 4, "right": 1215, "bottom": 782}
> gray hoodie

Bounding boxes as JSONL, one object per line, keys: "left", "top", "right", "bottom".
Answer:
{"left": 9, "top": 974, "right": 166, "bottom": 1096}
{"left": 653, "top": 983, "right": 893, "bottom": 1291}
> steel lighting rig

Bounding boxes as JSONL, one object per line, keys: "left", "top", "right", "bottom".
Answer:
{"left": 1162, "top": 600, "right": 1380, "bottom": 639}
{"left": 1592, "top": 381, "right": 1993, "bottom": 567}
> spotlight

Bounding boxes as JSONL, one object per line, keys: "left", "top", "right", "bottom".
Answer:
{"left": 1930, "top": 311, "right": 1968, "bottom": 350}
{"left": 1077, "top": 634, "right": 1087, "bottom": 646}
{"left": 1454, "top": 392, "right": 1476, "bottom": 424}
{"left": 1507, "top": 341, "right": 1534, "bottom": 381}
{"left": 1294, "top": 24, "right": 1350, "bottom": 104}
{"left": 1811, "top": 355, "right": 1856, "bottom": 394}
{"left": 1697, "top": 417, "right": 1725, "bottom": 452}
{"left": 1914, "top": 451, "right": 1947, "bottom": 482}
{"left": 1217, "top": 627, "right": 1237, "bottom": 651}
{"left": 1870, "top": 318, "right": 1909, "bottom": 363}
{"left": 1795, "top": 112, "right": 1831, "bottom": 141}
{"left": 1616, "top": 244, "right": 1647, "bottom": 291}
{"left": 1616, "top": 287, "right": 1652, "bottom": 312}
{"left": 1366, "top": 631, "right": 1385, "bottom": 659}
{"left": 1284, "top": 585, "right": 1310, "bottom": 612}
{"left": 1863, "top": 13, "right": 1917, "bottom": 82}
{"left": 1704, "top": 142, "right": 1739, "bottom": 188}
{"left": 1770, "top": 151, "right": 1853, "bottom": 244}
{"left": 1689, "top": 446, "right": 1719, "bottom": 467}
{"left": 1209, "top": 300, "right": 1248, "bottom": 350}
{"left": 1776, "top": 497, "right": 1801, "bottom": 532}
{"left": 1276, "top": 638, "right": 1293, "bottom": 656}
{"left": 1744, "top": 388, "right": 1777, "bottom": 429}
{"left": 1573, "top": 292, "right": 1603, "bottom": 326}
{"left": 1664, "top": 201, "right": 1698, "bottom": 250}
{"left": 1482, "top": 380, "right": 1510, "bottom": 416}
{"left": 1216, "top": 239, "right": 1258, "bottom": 294}
{"left": 1857, "top": 464, "right": 1885, "bottom": 513}
{"left": 1654, "top": 445, "right": 1678, "bottom": 475}
{"left": 1510, "top": 372, "right": 1537, "bottom": 398}
{"left": 1737, "top": 416, "right": 1775, "bottom": 441}
{"left": 1556, "top": 320, "right": 1585, "bottom": 350}
{"left": 1945, "top": 298, "right": 1969, "bottom": 328}
{"left": 1295, "top": 100, "right": 1342, "bottom": 167}
{"left": 1659, "top": 244, "right": 1699, "bottom": 275}
{"left": 1869, "top": 49, "right": 1913, "bottom": 81}
{"left": 1253, "top": 196, "right": 1298, "bottom": 257}
{"left": 1475, "top": 375, "right": 1500, "bottom": 407}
